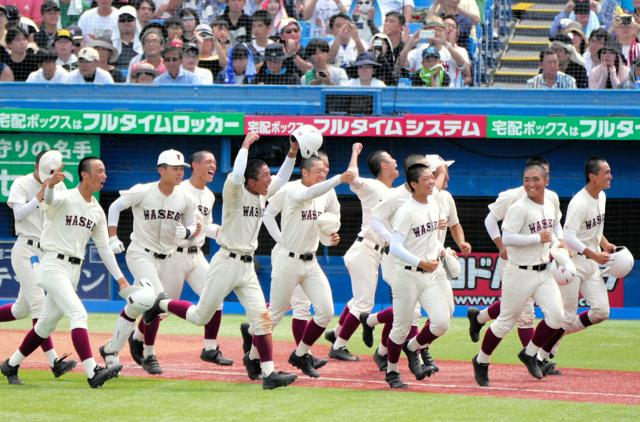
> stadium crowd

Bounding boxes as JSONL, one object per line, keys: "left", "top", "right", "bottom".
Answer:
{"left": 0, "top": 0, "right": 639, "bottom": 87}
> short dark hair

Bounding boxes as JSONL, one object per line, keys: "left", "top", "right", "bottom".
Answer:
{"left": 135, "top": 0, "right": 156, "bottom": 12}
{"left": 585, "top": 157, "right": 605, "bottom": 184}
{"left": 35, "top": 150, "right": 48, "bottom": 165}
{"left": 385, "top": 11, "right": 405, "bottom": 26}
{"left": 403, "top": 154, "right": 426, "bottom": 174}
{"left": 6, "top": 26, "right": 28, "bottom": 45}
{"left": 179, "top": 7, "right": 199, "bottom": 25}
{"left": 367, "top": 150, "right": 388, "bottom": 177}
{"left": 189, "top": 150, "right": 214, "bottom": 166}
{"left": 300, "top": 156, "right": 323, "bottom": 172}
{"left": 161, "top": 45, "right": 182, "bottom": 58}
{"left": 164, "top": 16, "right": 184, "bottom": 30}
{"left": 539, "top": 49, "right": 557, "bottom": 62}
{"left": 244, "top": 159, "right": 268, "bottom": 182}
{"left": 523, "top": 163, "right": 547, "bottom": 178}
{"left": 252, "top": 10, "right": 272, "bottom": 27}
{"left": 329, "top": 13, "right": 351, "bottom": 30}
{"left": 305, "top": 38, "right": 330, "bottom": 56}
{"left": 589, "top": 28, "right": 609, "bottom": 42}
{"left": 406, "top": 163, "right": 429, "bottom": 192}
{"left": 526, "top": 155, "right": 549, "bottom": 169}
{"left": 78, "top": 156, "right": 100, "bottom": 181}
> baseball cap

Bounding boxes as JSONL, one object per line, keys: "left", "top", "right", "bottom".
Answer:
{"left": 5, "top": 5, "right": 20, "bottom": 21}
{"left": 264, "top": 43, "right": 287, "bottom": 61}
{"left": 77, "top": 47, "right": 100, "bottom": 62}
{"left": 573, "top": 0, "right": 590, "bottom": 15}
{"left": 38, "top": 150, "right": 63, "bottom": 183}
{"left": 68, "top": 25, "right": 84, "bottom": 42}
{"left": 195, "top": 23, "right": 214, "bottom": 38}
{"left": 317, "top": 213, "right": 341, "bottom": 246}
{"left": 119, "top": 5, "right": 137, "bottom": 18}
{"left": 422, "top": 46, "right": 440, "bottom": 60}
{"left": 424, "top": 154, "right": 454, "bottom": 171}
{"left": 41, "top": 1, "right": 61, "bottom": 14}
{"left": 54, "top": 29, "right": 73, "bottom": 42}
{"left": 183, "top": 42, "right": 199, "bottom": 54}
{"left": 351, "top": 51, "right": 380, "bottom": 67}
{"left": 212, "top": 18, "right": 229, "bottom": 28}
{"left": 278, "top": 17, "right": 300, "bottom": 34}
{"left": 157, "top": 149, "right": 190, "bottom": 168}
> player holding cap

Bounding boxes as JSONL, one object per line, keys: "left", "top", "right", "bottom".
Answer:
{"left": 1, "top": 157, "right": 133, "bottom": 388}
{"left": 472, "top": 163, "right": 565, "bottom": 387}
{"left": 0, "top": 150, "right": 77, "bottom": 380}
{"left": 100, "top": 149, "right": 198, "bottom": 375}
{"left": 143, "top": 133, "right": 299, "bottom": 390}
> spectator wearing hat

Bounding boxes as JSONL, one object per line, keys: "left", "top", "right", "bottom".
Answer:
{"left": 179, "top": 7, "right": 200, "bottom": 41}
{"left": 369, "top": 32, "right": 406, "bottom": 86}
{"left": 88, "top": 36, "right": 125, "bottom": 82}
{"left": 2, "top": 4, "right": 39, "bottom": 41}
{"left": 154, "top": 45, "right": 198, "bottom": 84}
{"left": 561, "top": 21, "right": 588, "bottom": 55}
{"left": 328, "top": 13, "right": 367, "bottom": 69}
{"left": 588, "top": 41, "right": 630, "bottom": 88}
{"left": 53, "top": 29, "right": 78, "bottom": 71}
{"left": 78, "top": 0, "right": 120, "bottom": 46}
{"left": 550, "top": 0, "right": 601, "bottom": 38}
{"left": 64, "top": 46, "right": 115, "bottom": 83}
{"left": 221, "top": 0, "right": 252, "bottom": 42}
{"left": 2, "top": 26, "right": 39, "bottom": 81}
{"left": 26, "top": 48, "right": 68, "bottom": 83}
{"left": 527, "top": 49, "right": 576, "bottom": 88}
{"left": 279, "top": 17, "right": 313, "bottom": 75}
{"left": 583, "top": 27, "right": 608, "bottom": 73}
{"left": 114, "top": 6, "right": 142, "bottom": 73}
{"left": 251, "top": 10, "right": 274, "bottom": 58}
{"left": 181, "top": 42, "right": 213, "bottom": 83}
{"left": 195, "top": 22, "right": 227, "bottom": 81}
{"left": 550, "top": 34, "right": 588, "bottom": 88}
{"left": 0, "top": 1, "right": 44, "bottom": 26}
{"left": 253, "top": 42, "right": 300, "bottom": 84}
{"left": 411, "top": 46, "right": 450, "bottom": 87}
{"left": 302, "top": 0, "right": 348, "bottom": 38}
{"left": 67, "top": 25, "right": 85, "bottom": 55}
{"left": 301, "top": 38, "right": 348, "bottom": 85}
{"left": 129, "top": 61, "right": 159, "bottom": 83}
{"left": 0, "top": 61, "right": 14, "bottom": 81}
{"left": 34, "top": 1, "right": 61, "bottom": 50}
{"left": 346, "top": 51, "right": 386, "bottom": 86}
{"left": 215, "top": 42, "right": 257, "bottom": 83}
{"left": 126, "top": 25, "right": 166, "bottom": 81}
{"left": 612, "top": 14, "right": 640, "bottom": 66}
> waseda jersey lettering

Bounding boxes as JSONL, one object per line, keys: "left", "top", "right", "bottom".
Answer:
{"left": 585, "top": 214, "right": 604, "bottom": 230}
{"left": 242, "top": 205, "right": 264, "bottom": 217}
{"left": 142, "top": 209, "right": 183, "bottom": 221}
{"left": 65, "top": 215, "right": 96, "bottom": 230}
{"left": 528, "top": 218, "right": 555, "bottom": 233}
{"left": 411, "top": 220, "right": 439, "bottom": 237}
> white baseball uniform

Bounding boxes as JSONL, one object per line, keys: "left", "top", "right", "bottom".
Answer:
{"left": 562, "top": 188, "right": 609, "bottom": 332}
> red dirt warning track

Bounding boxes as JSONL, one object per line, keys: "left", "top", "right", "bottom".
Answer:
{"left": 1, "top": 330, "right": 638, "bottom": 406}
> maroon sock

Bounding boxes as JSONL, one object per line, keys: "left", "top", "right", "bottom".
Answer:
{"left": 381, "top": 322, "right": 393, "bottom": 347}
{"left": 405, "top": 324, "right": 418, "bottom": 342}
{"left": 338, "top": 305, "right": 350, "bottom": 326}
{"left": 0, "top": 303, "right": 16, "bottom": 321}
{"left": 480, "top": 326, "right": 503, "bottom": 356}
{"left": 252, "top": 334, "right": 273, "bottom": 362}
{"left": 167, "top": 300, "right": 192, "bottom": 319}
{"left": 18, "top": 328, "right": 47, "bottom": 357}
{"left": 32, "top": 319, "right": 54, "bottom": 353}
{"left": 376, "top": 307, "right": 394, "bottom": 324}
{"left": 542, "top": 327, "right": 565, "bottom": 354}
{"left": 291, "top": 318, "right": 307, "bottom": 346}
{"left": 70, "top": 328, "right": 93, "bottom": 361}
{"left": 387, "top": 339, "right": 403, "bottom": 364}
{"left": 120, "top": 309, "right": 135, "bottom": 322}
{"left": 415, "top": 320, "right": 439, "bottom": 346}
{"left": 300, "top": 319, "right": 325, "bottom": 346}
{"left": 579, "top": 310, "right": 593, "bottom": 328}
{"left": 531, "top": 320, "right": 559, "bottom": 348}
{"left": 337, "top": 312, "right": 360, "bottom": 341}
{"left": 144, "top": 317, "right": 160, "bottom": 346}
{"left": 137, "top": 318, "right": 146, "bottom": 336}
{"left": 487, "top": 300, "right": 501, "bottom": 320}
{"left": 517, "top": 327, "right": 534, "bottom": 348}
{"left": 204, "top": 310, "right": 222, "bottom": 340}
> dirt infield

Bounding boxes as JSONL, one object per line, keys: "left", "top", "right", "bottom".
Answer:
{"left": 1, "top": 330, "right": 638, "bottom": 406}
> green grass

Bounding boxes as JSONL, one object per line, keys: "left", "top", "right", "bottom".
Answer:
{"left": 1, "top": 314, "right": 639, "bottom": 421}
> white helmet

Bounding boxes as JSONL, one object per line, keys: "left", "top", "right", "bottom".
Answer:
{"left": 317, "top": 212, "right": 341, "bottom": 246}
{"left": 442, "top": 247, "right": 461, "bottom": 279}
{"left": 127, "top": 278, "right": 156, "bottom": 313}
{"left": 549, "top": 260, "right": 577, "bottom": 286}
{"left": 291, "top": 124, "right": 323, "bottom": 159}
{"left": 603, "top": 246, "right": 634, "bottom": 279}
{"left": 38, "top": 150, "right": 63, "bottom": 183}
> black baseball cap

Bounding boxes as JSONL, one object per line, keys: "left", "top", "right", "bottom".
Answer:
{"left": 41, "top": 1, "right": 61, "bottom": 14}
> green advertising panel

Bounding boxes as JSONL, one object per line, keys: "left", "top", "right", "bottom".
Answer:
{"left": 0, "top": 109, "right": 245, "bottom": 136}
{"left": 487, "top": 116, "right": 640, "bottom": 140}
{"left": 0, "top": 134, "right": 100, "bottom": 202}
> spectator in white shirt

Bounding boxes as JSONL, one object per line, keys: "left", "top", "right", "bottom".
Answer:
{"left": 129, "top": 62, "right": 160, "bottom": 84}
{"left": 301, "top": 38, "right": 348, "bottom": 85}
{"left": 77, "top": 0, "right": 120, "bottom": 46}
{"left": 26, "top": 49, "right": 68, "bottom": 83}
{"left": 346, "top": 51, "right": 386, "bottom": 86}
{"left": 328, "top": 13, "right": 368, "bottom": 68}
{"left": 181, "top": 42, "right": 214, "bottom": 83}
{"left": 64, "top": 46, "right": 115, "bottom": 84}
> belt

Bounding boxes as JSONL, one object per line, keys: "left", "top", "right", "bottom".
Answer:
{"left": 144, "top": 248, "right": 170, "bottom": 260}
{"left": 228, "top": 252, "right": 253, "bottom": 263}
{"left": 26, "top": 239, "right": 41, "bottom": 249}
{"left": 356, "top": 236, "right": 387, "bottom": 253}
{"left": 518, "top": 263, "right": 548, "bottom": 271}
{"left": 57, "top": 253, "right": 82, "bottom": 265}
{"left": 288, "top": 251, "right": 315, "bottom": 261}
{"left": 577, "top": 252, "right": 591, "bottom": 260}
{"left": 404, "top": 265, "right": 425, "bottom": 273}
{"left": 177, "top": 246, "right": 199, "bottom": 254}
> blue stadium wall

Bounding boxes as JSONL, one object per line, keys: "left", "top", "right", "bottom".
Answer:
{"left": 0, "top": 84, "right": 639, "bottom": 318}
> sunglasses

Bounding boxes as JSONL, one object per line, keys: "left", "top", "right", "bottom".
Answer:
{"left": 284, "top": 28, "right": 300, "bottom": 34}
{"left": 119, "top": 16, "right": 135, "bottom": 23}
{"left": 138, "top": 72, "right": 157, "bottom": 77}
{"left": 357, "top": 0, "right": 371, "bottom": 4}
{"left": 163, "top": 56, "right": 180, "bottom": 62}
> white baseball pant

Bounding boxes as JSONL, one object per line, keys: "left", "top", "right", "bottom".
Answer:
{"left": 561, "top": 255, "right": 610, "bottom": 332}
{"left": 10, "top": 237, "right": 45, "bottom": 319}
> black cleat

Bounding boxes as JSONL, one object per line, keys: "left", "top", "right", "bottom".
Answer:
{"left": 1, "top": 359, "right": 23, "bottom": 385}
{"left": 385, "top": 371, "right": 408, "bottom": 389}
{"left": 141, "top": 355, "right": 163, "bottom": 375}
{"left": 420, "top": 348, "right": 439, "bottom": 373}
{"left": 242, "top": 352, "right": 261, "bottom": 380}
{"left": 359, "top": 312, "right": 374, "bottom": 348}
{"left": 51, "top": 353, "right": 77, "bottom": 378}
{"left": 240, "top": 323, "right": 252, "bottom": 354}
{"left": 467, "top": 307, "right": 485, "bottom": 343}
{"left": 200, "top": 348, "right": 233, "bottom": 366}
{"left": 262, "top": 371, "right": 297, "bottom": 390}
{"left": 373, "top": 349, "right": 388, "bottom": 371}
{"left": 518, "top": 349, "right": 543, "bottom": 380}
{"left": 324, "top": 329, "right": 337, "bottom": 345}
{"left": 128, "top": 333, "right": 144, "bottom": 366}
{"left": 540, "top": 359, "right": 562, "bottom": 376}
{"left": 472, "top": 355, "right": 490, "bottom": 387}
{"left": 142, "top": 292, "right": 168, "bottom": 325}
{"left": 311, "top": 355, "right": 328, "bottom": 369}
{"left": 403, "top": 343, "right": 428, "bottom": 380}
{"left": 87, "top": 364, "right": 122, "bottom": 388}
{"left": 288, "top": 352, "right": 320, "bottom": 378}
{"left": 329, "top": 347, "right": 359, "bottom": 361}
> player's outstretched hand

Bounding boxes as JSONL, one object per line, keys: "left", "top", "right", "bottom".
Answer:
{"left": 47, "top": 165, "right": 65, "bottom": 187}
{"left": 288, "top": 136, "right": 300, "bottom": 155}
{"left": 352, "top": 143, "right": 363, "bottom": 155}
{"left": 242, "top": 132, "right": 260, "bottom": 149}
{"left": 340, "top": 170, "right": 356, "bottom": 184}
{"left": 109, "top": 235, "right": 126, "bottom": 254}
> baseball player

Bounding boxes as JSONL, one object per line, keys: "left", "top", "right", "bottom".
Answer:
{"left": 468, "top": 156, "right": 562, "bottom": 374}
{"left": 99, "top": 149, "right": 198, "bottom": 375}
{"left": 1, "top": 151, "right": 76, "bottom": 379}
{"left": 143, "top": 133, "right": 299, "bottom": 390}
{"left": 539, "top": 157, "right": 616, "bottom": 366}
{"left": 383, "top": 163, "right": 451, "bottom": 388}
{"left": 322, "top": 144, "right": 399, "bottom": 361}
{"left": 263, "top": 155, "right": 355, "bottom": 378}
{"left": 1, "top": 157, "right": 132, "bottom": 388}
{"left": 472, "top": 163, "right": 565, "bottom": 387}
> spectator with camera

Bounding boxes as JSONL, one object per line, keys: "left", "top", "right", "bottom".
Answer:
{"left": 589, "top": 41, "right": 630, "bottom": 88}
{"left": 612, "top": 14, "right": 640, "bottom": 65}
{"left": 302, "top": 0, "right": 349, "bottom": 37}
{"left": 369, "top": 32, "right": 406, "bottom": 85}
{"left": 328, "top": 13, "right": 367, "bottom": 68}
{"left": 352, "top": 0, "right": 379, "bottom": 43}
{"left": 550, "top": 0, "right": 601, "bottom": 38}
{"left": 428, "top": 0, "right": 479, "bottom": 51}
{"left": 253, "top": 42, "right": 301, "bottom": 84}
{"left": 301, "top": 37, "right": 348, "bottom": 85}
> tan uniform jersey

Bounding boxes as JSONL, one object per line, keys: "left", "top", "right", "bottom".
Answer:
{"left": 40, "top": 188, "right": 109, "bottom": 259}
{"left": 435, "top": 188, "right": 459, "bottom": 245}
{"left": 501, "top": 196, "right": 558, "bottom": 266}
{"left": 8, "top": 173, "right": 65, "bottom": 238}
{"left": 352, "top": 178, "right": 389, "bottom": 244}
{"left": 176, "top": 180, "right": 215, "bottom": 249}
{"left": 489, "top": 186, "right": 561, "bottom": 222}
{"left": 563, "top": 188, "right": 605, "bottom": 254}
{"left": 392, "top": 198, "right": 442, "bottom": 263}
{"left": 119, "top": 182, "right": 197, "bottom": 254}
